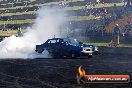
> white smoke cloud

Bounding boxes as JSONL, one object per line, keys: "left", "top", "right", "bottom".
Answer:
{"left": 0, "top": 7, "right": 67, "bottom": 59}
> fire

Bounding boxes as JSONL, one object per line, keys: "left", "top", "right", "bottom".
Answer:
{"left": 78, "top": 66, "right": 86, "bottom": 76}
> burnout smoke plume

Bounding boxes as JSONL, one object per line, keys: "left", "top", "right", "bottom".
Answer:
{"left": 0, "top": 7, "right": 67, "bottom": 58}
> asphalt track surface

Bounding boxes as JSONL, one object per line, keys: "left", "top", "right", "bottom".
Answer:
{"left": 0, "top": 48, "right": 132, "bottom": 88}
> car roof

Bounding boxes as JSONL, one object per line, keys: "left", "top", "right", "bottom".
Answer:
{"left": 49, "top": 38, "right": 63, "bottom": 40}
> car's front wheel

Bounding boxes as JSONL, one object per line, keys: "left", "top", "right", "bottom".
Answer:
{"left": 88, "top": 54, "right": 93, "bottom": 58}
{"left": 70, "top": 51, "right": 77, "bottom": 58}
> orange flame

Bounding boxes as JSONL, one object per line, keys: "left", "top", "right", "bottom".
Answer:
{"left": 78, "top": 66, "right": 86, "bottom": 76}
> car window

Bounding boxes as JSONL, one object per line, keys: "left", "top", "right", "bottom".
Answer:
{"left": 56, "top": 40, "right": 60, "bottom": 43}
{"left": 69, "top": 38, "right": 79, "bottom": 45}
{"left": 48, "top": 40, "right": 56, "bottom": 44}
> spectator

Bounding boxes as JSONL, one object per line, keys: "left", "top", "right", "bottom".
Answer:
{"left": 124, "top": 21, "right": 131, "bottom": 35}
{"left": 113, "top": 24, "right": 121, "bottom": 36}
{"left": 122, "top": 0, "right": 128, "bottom": 5}
{"left": 96, "top": 0, "right": 100, "bottom": 4}
{"left": 84, "top": 5, "right": 88, "bottom": 15}
{"left": 99, "top": 8, "right": 107, "bottom": 18}
{"left": 113, "top": 24, "right": 121, "bottom": 45}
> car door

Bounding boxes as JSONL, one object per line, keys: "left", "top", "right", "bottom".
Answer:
{"left": 61, "top": 39, "right": 72, "bottom": 56}
{"left": 46, "top": 39, "right": 57, "bottom": 54}
{"left": 54, "top": 39, "right": 66, "bottom": 56}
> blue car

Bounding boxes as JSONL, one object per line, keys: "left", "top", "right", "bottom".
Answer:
{"left": 35, "top": 38, "right": 94, "bottom": 58}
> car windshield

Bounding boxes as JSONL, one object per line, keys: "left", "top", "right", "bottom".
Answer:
{"left": 63, "top": 38, "right": 80, "bottom": 45}
{"left": 69, "top": 38, "right": 79, "bottom": 45}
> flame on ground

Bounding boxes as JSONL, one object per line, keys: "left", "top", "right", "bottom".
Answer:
{"left": 78, "top": 66, "right": 86, "bottom": 76}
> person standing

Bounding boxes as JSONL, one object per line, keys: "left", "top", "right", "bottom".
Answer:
{"left": 113, "top": 24, "right": 121, "bottom": 45}
{"left": 96, "top": 0, "right": 100, "bottom": 4}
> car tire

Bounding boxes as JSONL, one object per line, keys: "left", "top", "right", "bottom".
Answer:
{"left": 88, "top": 55, "right": 92, "bottom": 58}
{"left": 70, "top": 51, "right": 76, "bottom": 58}
{"left": 52, "top": 54, "right": 62, "bottom": 58}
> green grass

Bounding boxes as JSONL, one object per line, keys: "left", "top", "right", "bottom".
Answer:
{"left": 0, "top": 29, "right": 26, "bottom": 36}
{"left": 87, "top": 42, "right": 110, "bottom": 46}
{"left": 87, "top": 42, "right": 132, "bottom": 48}
{"left": 1, "top": 11, "right": 37, "bottom": 16}
{"left": 92, "top": 3, "right": 123, "bottom": 8}
{"left": 0, "top": 30, "right": 18, "bottom": 36}
{"left": 68, "top": 15, "right": 96, "bottom": 21}
{"left": 0, "top": 19, "right": 33, "bottom": 25}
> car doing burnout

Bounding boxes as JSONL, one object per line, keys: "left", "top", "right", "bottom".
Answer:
{"left": 35, "top": 38, "right": 96, "bottom": 58}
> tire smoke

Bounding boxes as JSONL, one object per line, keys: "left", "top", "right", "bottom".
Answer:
{"left": 0, "top": 7, "right": 67, "bottom": 59}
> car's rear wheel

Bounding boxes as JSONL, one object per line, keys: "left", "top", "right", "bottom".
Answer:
{"left": 52, "top": 53, "right": 63, "bottom": 58}
{"left": 71, "top": 53, "right": 75, "bottom": 58}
